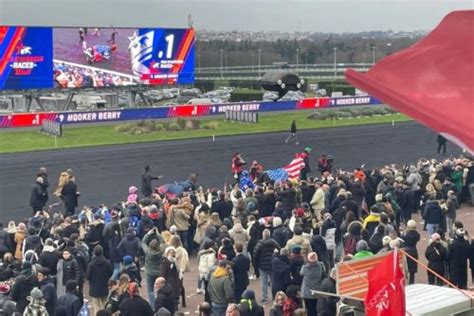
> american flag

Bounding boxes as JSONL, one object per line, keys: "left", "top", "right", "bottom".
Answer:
{"left": 285, "top": 157, "right": 306, "bottom": 181}
{"left": 266, "top": 157, "right": 306, "bottom": 182}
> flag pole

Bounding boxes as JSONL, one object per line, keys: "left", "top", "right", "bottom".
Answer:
{"left": 399, "top": 248, "right": 473, "bottom": 300}
{"left": 310, "top": 290, "right": 364, "bottom": 301}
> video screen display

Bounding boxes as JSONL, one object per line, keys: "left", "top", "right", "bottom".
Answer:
{"left": 0, "top": 27, "right": 53, "bottom": 90}
{"left": 0, "top": 26, "right": 195, "bottom": 91}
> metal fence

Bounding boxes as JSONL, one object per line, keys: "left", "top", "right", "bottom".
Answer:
{"left": 225, "top": 110, "right": 259, "bottom": 123}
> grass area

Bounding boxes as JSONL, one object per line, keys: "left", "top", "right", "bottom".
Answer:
{"left": 0, "top": 111, "right": 410, "bottom": 154}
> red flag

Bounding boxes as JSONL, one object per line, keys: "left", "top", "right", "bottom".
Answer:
{"left": 365, "top": 251, "right": 405, "bottom": 316}
{"left": 345, "top": 10, "right": 474, "bottom": 153}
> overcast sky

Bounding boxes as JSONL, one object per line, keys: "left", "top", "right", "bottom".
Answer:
{"left": 0, "top": 0, "right": 472, "bottom": 32}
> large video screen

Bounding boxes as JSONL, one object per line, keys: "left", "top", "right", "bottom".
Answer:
{"left": 0, "top": 26, "right": 195, "bottom": 91}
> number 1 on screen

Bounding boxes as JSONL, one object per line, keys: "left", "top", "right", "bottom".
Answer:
{"left": 165, "top": 34, "right": 174, "bottom": 59}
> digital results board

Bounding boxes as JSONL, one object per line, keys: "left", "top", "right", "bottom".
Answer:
{"left": 0, "top": 26, "right": 195, "bottom": 90}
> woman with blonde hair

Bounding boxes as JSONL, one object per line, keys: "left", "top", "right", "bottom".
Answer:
{"left": 170, "top": 235, "right": 189, "bottom": 308}
{"left": 106, "top": 274, "right": 131, "bottom": 314}
{"left": 14, "top": 223, "right": 26, "bottom": 260}
{"left": 54, "top": 172, "right": 70, "bottom": 198}
{"left": 270, "top": 291, "right": 287, "bottom": 316}
{"left": 209, "top": 212, "right": 222, "bottom": 229}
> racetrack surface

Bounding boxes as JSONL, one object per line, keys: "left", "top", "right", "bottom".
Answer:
{"left": 0, "top": 121, "right": 462, "bottom": 220}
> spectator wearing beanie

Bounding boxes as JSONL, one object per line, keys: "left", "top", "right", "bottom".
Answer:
{"left": 289, "top": 246, "right": 304, "bottom": 286}
{"left": 121, "top": 255, "right": 141, "bottom": 285}
{"left": 271, "top": 248, "right": 291, "bottom": 299}
{"left": 425, "top": 233, "right": 448, "bottom": 286}
{"left": 271, "top": 217, "right": 290, "bottom": 249}
{"left": 11, "top": 261, "right": 38, "bottom": 313}
{"left": 86, "top": 245, "right": 113, "bottom": 314}
{"left": 56, "top": 280, "right": 82, "bottom": 316}
{"left": 239, "top": 289, "right": 264, "bottom": 316}
{"left": 38, "top": 238, "right": 59, "bottom": 276}
{"left": 353, "top": 240, "right": 373, "bottom": 259}
{"left": 402, "top": 219, "right": 421, "bottom": 284}
{"left": 24, "top": 287, "right": 48, "bottom": 315}
{"left": 285, "top": 226, "right": 311, "bottom": 258}
{"left": 37, "top": 267, "right": 57, "bottom": 315}
{"left": 0, "top": 283, "right": 17, "bottom": 315}
{"left": 300, "top": 252, "right": 325, "bottom": 316}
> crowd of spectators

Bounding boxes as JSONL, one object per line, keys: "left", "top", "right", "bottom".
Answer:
{"left": 0, "top": 155, "right": 473, "bottom": 315}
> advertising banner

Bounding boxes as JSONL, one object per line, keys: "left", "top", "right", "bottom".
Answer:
{"left": 0, "top": 96, "right": 380, "bottom": 128}
{"left": 0, "top": 26, "right": 195, "bottom": 91}
{"left": 0, "top": 27, "right": 53, "bottom": 90}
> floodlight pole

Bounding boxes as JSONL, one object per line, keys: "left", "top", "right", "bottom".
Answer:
{"left": 333, "top": 47, "right": 337, "bottom": 79}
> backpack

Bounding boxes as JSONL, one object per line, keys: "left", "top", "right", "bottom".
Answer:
{"left": 344, "top": 235, "right": 358, "bottom": 255}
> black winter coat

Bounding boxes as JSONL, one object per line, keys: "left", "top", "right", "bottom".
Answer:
{"left": 120, "top": 295, "right": 154, "bottom": 316}
{"left": 289, "top": 255, "right": 304, "bottom": 286}
{"left": 423, "top": 201, "right": 443, "bottom": 225}
{"left": 24, "top": 234, "right": 43, "bottom": 255}
{"left": 253, "top": 239, "right": 280, "bottom": 272}
{"left": 316, "top": 277, "right": 337, "bottom": 316}
{"left": 117, "top": 233, "right": 143, "bottom": 258}
{"left": 271, "top": 254, "right": 291, "bottom": 295}
{"left": 448, "top": 237, "right": 470, "bottom": 289}
{"left": 60, "top": 257, "right": 81, "bottom": 286}
{"left": 155, "top": 283, "right": 176, "bottom": 314}
{"left": 56, "top": 292, "right": 82, "bottom": 316}
{"left": 30, "top": 182, "right": 47, "bottom": 211}
{"left": 39, "top": 251, "right": 59, "bottom": 275}
{"left": 11, "top": 270, "right": 38, "bottom": 313}
{"left": 86, "top": 255, "right": 113, "bottom": 298}
{"left": 160, "top": 258, "right": 180, "bottom": 299}
{"left": 403, "top": 230, "right": 420, "bottom": 273}
{"left": 425, "top": 242, "right": 447, "bottom": 276}
{"left": 232, "top": 253, "right": 250, "bottom": 290}
{"left": 0, "top": 230, "right": 11, "bottom": 253}
{"left": 212, "top": 199, "right": 233, "bottom": 221}
{"left": 239, "top": 299, "right": 265, "bottom": 316}
{"left": 61, "top": 180, "right": 78, "bottom": 209}
{"left": 39, "top": 276, "right": 57, "bottom": 316}
{"left": 272, "top": 225, "right": 290, "bottom": 248}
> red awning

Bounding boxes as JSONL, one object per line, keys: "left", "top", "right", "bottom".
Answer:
{"left": 346, "top": 10, "right": 474, "bottom": 153}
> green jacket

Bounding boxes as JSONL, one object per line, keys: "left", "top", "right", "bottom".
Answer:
{"left": 354, "top": 250, "right": 373, "bottom": 259}
{"left": 207, "top": 267, "right": 234, "bottom": 304}
{"left": 142, "top": 232, "right": 163, "bottom": 276}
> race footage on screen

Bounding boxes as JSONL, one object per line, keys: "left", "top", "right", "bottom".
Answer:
{"left": 0, "top": 26, "right": 195, "bottom": 90}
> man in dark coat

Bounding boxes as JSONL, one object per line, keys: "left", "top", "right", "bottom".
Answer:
{"left": 271, "top": 249, "right": 291, "bottom": 298}
{"left": 141, "top": 165, "right": 163, "bottom": 198}
{"left": 448, "top": 229, "right": 470, "bottom": 289}
{"left": 86, "top": 245, "right": 113, "bottom": 314}
{"left": 38, "top": 238, "right": 59, "bottom": 276}
{"left": 119, "top": 282, "right": 154, "bottom": 316}
{"left": 37, "top": 267, "right": 57, "bottom": 316}
{"left": 29, "top": 177, "right": 48, "bottom": 214}
{"left": 211, "top": 191, "right": 233, "bottom": 222}
{"left": 271, "top": 217, "right": 290, "bottom": 248}
{"left": 61, "top": 176, "right": 79, "bottom": 216}
{"left": 232, "top": 243, "right": 250, "bottom": 302}
{"left": 160, "top": 247, "right": 180, "bottom": 307}
{"left": 56, "top": 280, "right": 83, "bottom": 316}
{"left": 253, "top": 229, "right": 280, "bottom": 304}
{"left": 316, "top": 268, "right": 338, "bottom": 316}
{"left": 154, "top": 277, "right": 176, "bottom": 315}
{"left": 11, "top": 261, "right": 38, "bottom": 313}
{"left": 425, "top": 233, "right": 448, "bottom": 285}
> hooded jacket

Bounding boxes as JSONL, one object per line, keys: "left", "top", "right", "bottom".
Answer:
{"left": 86, "top": 255, "right": 113, "bottom": 298}
{"left": 39, "top": 276, "right": 57, "bottom": 315}
{"left": 198, "top": 248, "right": 216, "bottom": 279}
{"left": 207, "top": 266, "right": 234, "bottom": 305}
{"left": 142, "top": 233, "right": 163, "bottom": 277}
{"left": 11, "top": 269, "right": 39, "bottom": 312}
{"left": 117, "top": 230, "right": 143, "bottom": 258}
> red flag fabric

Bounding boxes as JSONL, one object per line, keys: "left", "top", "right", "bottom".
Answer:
{"left": 284, "top": 157, "right": 305, "bottom": 181}
{"left": 365, "top": 251, "right": 405, "bottom": 316}
{"left": 345, "top": 10, "right": 474, "bottom": 153}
